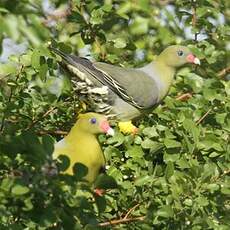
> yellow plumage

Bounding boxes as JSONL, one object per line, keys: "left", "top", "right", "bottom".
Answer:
{"left": 53, "top": 113, "right": 114, "bottom": 183}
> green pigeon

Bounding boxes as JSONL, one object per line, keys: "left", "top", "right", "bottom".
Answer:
{"left": 53, "top": 112, "right": 114, "bottom": 183}
{"left": 51, "top": 45, "right": 200, "bottom": 122}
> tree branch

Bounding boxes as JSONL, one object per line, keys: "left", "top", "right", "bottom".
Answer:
{"left": 217, "top": 66, "right": 230, "bottom": 78}
{"left": 98, "top": 203, "right": 144, "bottom": 227}
{"left": 36, "top": 130, "right": 68, "bottom": 135}
{"left": 98, "top": 216, "right": 145, "bottom": 227}
{"left": 192, "top": 4, "right": 196, "bottom": 27}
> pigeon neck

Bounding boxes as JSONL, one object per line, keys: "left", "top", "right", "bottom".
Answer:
{"left": 153, "top": 59, "right": 176, "bottom": 99}
{"left": 142, "top": 60, "right": 175, "bottom": 100}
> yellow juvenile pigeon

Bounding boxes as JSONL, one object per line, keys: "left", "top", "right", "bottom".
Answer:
{"left": 53, "top": 112, "right": 114, "bottom": 183}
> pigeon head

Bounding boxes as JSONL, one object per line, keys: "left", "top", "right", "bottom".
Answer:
{"left": 76, "top": 113, "right": 114, "bottom": 136}
{"left": 157, "top": 45, "right": 200, "bottom": 67}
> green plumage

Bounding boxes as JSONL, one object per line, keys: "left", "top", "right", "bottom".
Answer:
{"left": 51, "top": 45, "right": 200, "bottom": 120}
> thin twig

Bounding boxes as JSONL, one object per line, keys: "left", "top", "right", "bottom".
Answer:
{"left": 217, "top": 66, "right": 230, "bottom": 78}
{"left": 0, "top": 66, "right": 23, "bottom": 133}
{"left": 191, "top": 0, "right": 199, "bottom": 41}
{"left": 27, "top": 107, "right": 57, "bottom": 130}
{"left": 222, "top": 169, "right": 230, "bottom": 177}
{"left": 196, "top": 108, "right": 212, "bottom": 125}
{"left": 124, "top": 204, "right": 140, "bottom": 219}
{"left": 36, "top": 130, "right": 68, "bottom": 135}
{"left": 211, "top": 169, "right": 230, "bottom": 182}
{"left": 98, "top": 216, "right": 145, "bottom": 227}
{"left": 192, "top": 3, "right": 196, "bottom": 27}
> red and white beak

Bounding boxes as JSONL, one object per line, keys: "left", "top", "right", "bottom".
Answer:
{"left": 186, "top": 54, "right": 201, "bottom": 65}
{"left": 100, "top": 120, "right": 114, "bottom": 136}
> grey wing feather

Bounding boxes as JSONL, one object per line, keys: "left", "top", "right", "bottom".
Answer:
{"left": 51, "top": 48, "right": 159, "bottom": 109}
{"left": 93, "top": 62, "right": 160, "bottom": 109}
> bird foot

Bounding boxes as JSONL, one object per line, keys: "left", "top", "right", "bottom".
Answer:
{"left": 118, "top": 121, "right": 138, "bottom": 135}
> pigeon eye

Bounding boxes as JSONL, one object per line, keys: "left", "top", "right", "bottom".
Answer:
{"left": 90, "top": 118, "right": 97, "bottom": 124}
{"left": 177, "top": 50, "right": 184, "bottom": 56}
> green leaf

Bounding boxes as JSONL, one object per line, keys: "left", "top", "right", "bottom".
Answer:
{"left": 39, "top": 62, "right": 48, "bottom": 81}
{"left": 57, "top": 155, "right": 71, "bottom": 172}
{"left": 221, "top": 187, "right": 230, "bottom": 195}
{"left": 126, "top": 145, "right": 144, "bottom": 158}
{"left": 11, "top": 185, "right": 30, "bottom": 195}
{"left": 68, "top": 12, "right": 86, "bottom": 24}
{"left": 206, "top": 184, "right": 219, "bottom": 193}
{"left": 94, "top": 174, "right": 118, "bottom": 189}
{"left": 0, "top": 63, "right": 17, "bottom": 76}
{"left": 107, "top": 132, "right": 125, "bottom": 146}
{"left": 183, "top": 119, "right": 200, "bottom": 143}
{"left": 90, "top": 9, "right": 104, "bottom": 25}
{"left": 94, "top": 195, "right": 106, "bottom": 213}
{"left": 141, "top": 138, "right": 159, "bottom": 149}
{"left": 185, "top": 73, "right": 204, "bottom": 93}
{"left": 134, "top": 175, "right": 152, "bottom": 186}
{"left": 198, "top": 139, "right": 223, "bottom": 151}
{"left": 73, "top": 163, "right": 88, "bottom": 180}
{"left": 113, "top": 38, "right": 127, "bottom": 49}
{"left": 130, "top": 16, "right": 149, "bottom": 35}
{"left": 164, "top": 139, "right": 181, "bottom": 148}
{"left": 157, "top": 205, "right": 174, "bottom": 218}
{"left": 215, "top": 113, "right": 227, "bottom": 124}
{"left": 164, "top": 153, "right": 180, "bottom": 162}
{"left": 1, "top": 178, "right": 14, "bottom": 192}
{"left": 165, "top": 161, "right": 174, "bottom": 180}
{"left": 184, "top": 198, "right": 193, "bottom": 206}
{"left": 209, "top": 151, "right": 221, "bottom": 158}
{"left": 176, "top": 157, "right": 190, "bottom": 169}
{"left": 195, "top": 196, "right": 209, "bottom": 207}
{"left": 31, "top": 49, "right": 41, "bottom": 69}
{"left": 224, "top": 81, "right": 230, "bottom": 96}
{"left": 102, "top": 4, "right": 113, "bottom": 12}
{"left": 0, "top": 7, "right": 9, "bottom": 13}
{"left": 42, "top": 135, "right": 55, "bottom": 156}
{"left": 23, "top": 197, "right": 34, "bottom": 211}
{"left": 142, "top": 127, "right": 158, "bottom": 138}
{"left": 58, "top": 42, "right": 72, "bottom": 53}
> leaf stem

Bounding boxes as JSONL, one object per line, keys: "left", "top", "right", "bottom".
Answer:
{"left": 196, "top": 108, "right": 212, "bottom": 125}
{"left": 124, "top": 204, "right": 140, "bottom": 219}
